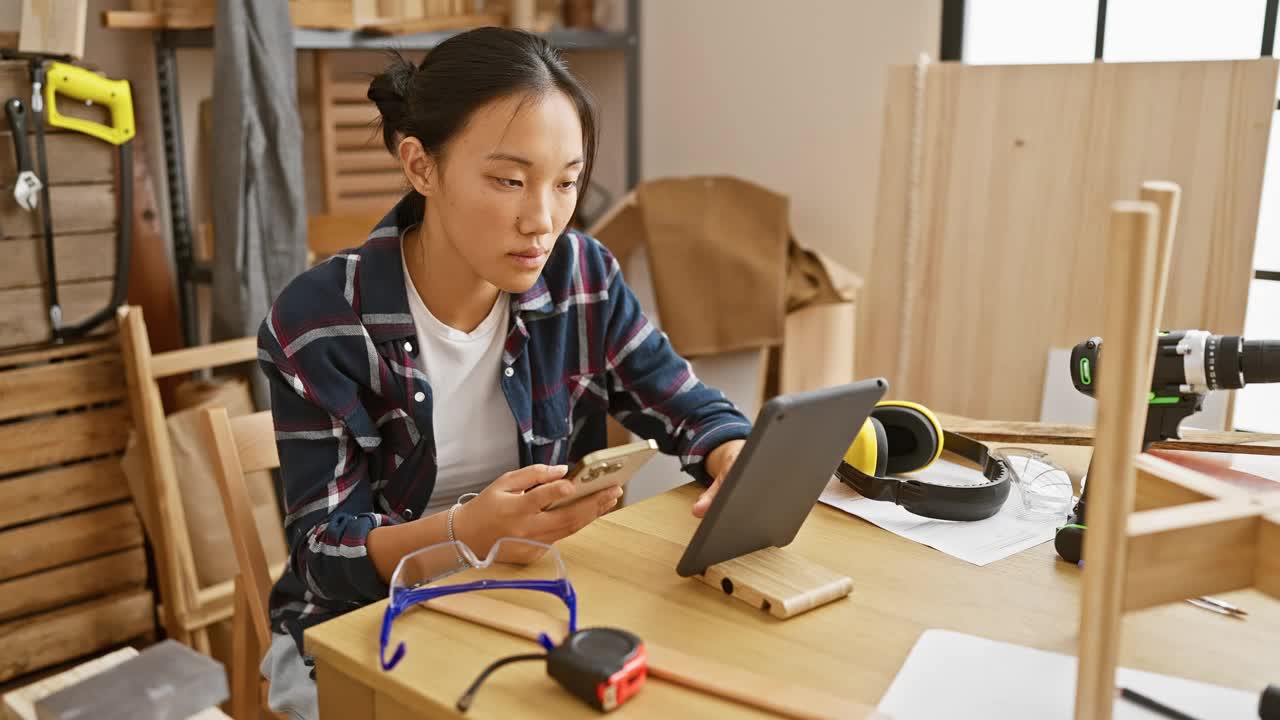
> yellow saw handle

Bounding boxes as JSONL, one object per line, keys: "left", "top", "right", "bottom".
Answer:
{"left": 44, "top": 62, "right": 135, "bottom": 145}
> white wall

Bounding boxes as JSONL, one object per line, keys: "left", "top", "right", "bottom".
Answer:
{"left": 639, "top": 0, "right": 941, "bottom": 276}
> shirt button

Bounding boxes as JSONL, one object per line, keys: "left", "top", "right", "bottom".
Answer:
{"left": 504, "top": 367, "right": 514, "bottom": 378}
{"left": 414, "top": 391, "right": 425, "bottom": 402}
{"left": 404, "top": 341, "right": 413, "bottom": 352}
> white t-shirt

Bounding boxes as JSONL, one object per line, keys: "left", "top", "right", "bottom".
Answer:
{"left": 401, "top": 234, "right": 520, "bottom": 514}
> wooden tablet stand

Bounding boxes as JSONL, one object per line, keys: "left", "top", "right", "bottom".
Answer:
{"left": 698, "top": 547, "right": 853, "bottom": 619}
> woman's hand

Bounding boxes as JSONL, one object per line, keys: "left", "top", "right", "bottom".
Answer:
{"left": 693, "top": 439, "right": 745, "bottom": 518}
{"left": 453, "top": 464, "right": 622, "bottom": 562}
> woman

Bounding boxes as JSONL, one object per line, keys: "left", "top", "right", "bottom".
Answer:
{"left": 256, "top": 27, "right": 751, "bottom": 718}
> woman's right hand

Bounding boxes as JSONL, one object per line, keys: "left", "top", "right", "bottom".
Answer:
{"left": 453, "top": 464, "right": 622, "bottom": 562}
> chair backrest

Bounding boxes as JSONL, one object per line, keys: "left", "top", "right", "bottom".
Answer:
{"left": 203, "top": 408, "right": 279, "bottom": 651}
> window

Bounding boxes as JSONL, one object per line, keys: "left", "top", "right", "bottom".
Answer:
{"left": 951, "top": 0, "right": 1280, "bottom": 431}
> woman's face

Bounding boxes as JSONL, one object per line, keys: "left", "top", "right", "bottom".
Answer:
{"left": 414, "top": 89, "right": 585, "bottom": 294}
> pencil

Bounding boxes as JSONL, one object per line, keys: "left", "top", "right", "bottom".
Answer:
{"left": 1118, "top": 687, "right": 1202, "bottom": 720}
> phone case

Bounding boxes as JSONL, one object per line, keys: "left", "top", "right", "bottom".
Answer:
{"left": 544, "top": 439, "right": 660, "bottom": 510}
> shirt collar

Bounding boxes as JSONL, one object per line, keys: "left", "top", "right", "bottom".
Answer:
{"left": 355, "top": 194, "right": 555, "bottom": 343}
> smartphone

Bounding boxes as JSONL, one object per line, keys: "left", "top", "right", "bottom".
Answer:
{"left": 543, "top": 439, "right": 660, "bottom": 510}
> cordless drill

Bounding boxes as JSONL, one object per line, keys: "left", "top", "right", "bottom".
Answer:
{"left": 1054, "top": 330, "right": 1280, "bottom": 564}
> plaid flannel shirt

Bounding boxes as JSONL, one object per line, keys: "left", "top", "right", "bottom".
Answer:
{"left": 258, "top": 196, "right": 753, "bottom": 653}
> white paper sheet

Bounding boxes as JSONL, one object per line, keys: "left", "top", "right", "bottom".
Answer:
{"left": 817, "top": 459, "right": 1063, "bottom": 566}
{"left": 878, "top": 629, "right": 1255, "bottom": 719}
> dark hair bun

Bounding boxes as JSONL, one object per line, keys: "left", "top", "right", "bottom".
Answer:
{"left": 367, "top": 52, "right": 418, "bottom": 153}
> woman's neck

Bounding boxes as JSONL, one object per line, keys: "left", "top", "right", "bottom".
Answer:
{"left": 405, "top": 217, "right": 501, "bottom": 334}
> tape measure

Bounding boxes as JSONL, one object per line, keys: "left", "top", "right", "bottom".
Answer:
{"left": 457, "top": 627, "right": 647, "bottom": 713}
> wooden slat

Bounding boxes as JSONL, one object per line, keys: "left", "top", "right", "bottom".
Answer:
{"left": 334, "top": 170, "right": 404, "bottom": 197}
{"left": 0, "top": 589, "right": 153, "bottom": 682}
{"left": 0, "top": 404, "right": 129, "bottom": 478}
{"left": 0, "top": 337, "right": 113, "bottom": 370}
{"left": 328, "top": 80, "right": 370, "bottom": 103}
{"left": 935, "top": 413, "right": 1280, "bottom": 456}
{"left": 330, "top": 103, "right": 379, "bottom": 128}
{"left": 1132, "top": 452, "right": 1251, "bottom": 511}
{"left": 0, "top": 280, "right": 116, "bottom": 350}
{"left": 1122, "top": 499, "right": 1264, "bottom": 611}
{"left": 228, "top": 410, "right": 280, "bottom": 475}
{"left": 316, "top": 50, "right": 340, "bottom": 214}
{"left": 0, "top": 184, "right": 116, "bottom": 239}
{"left": 0, "top": 547, "right": 146, "bottom": 622}
{"left": 331, "top": 193, "right": 406, "bottom": 216}
{"left": 1260, "top": 513, "right": 1280, "bottom": 600}
{"left": 0, "top": 233, "right": 119, "bottom": 291}
{"left": 308, "top": 213, "right": 382, "bottom": 258}
{"left": 149, "top": 337, "right": 258, "bottom": 379}
{"left": 0, "top": 132, "right": 114, "bottom": 189}
{"left": 361, "top": 13, "right": 504, "bottom": 35}
{"left": 0, "top": 354, "right": 124, "bottom": 421}
{"left": 335, "top": 126, "right": 382, "bottom": 150}
{"left": 19, "top": 0, "right": 88, "bottom": 60}
{"left": 1075, "top": 202, "right": 1162, "bottom": 720}
{"left": 0, "top": 502, "right": 142, "bottom": 581}
{"left": 334, "top": 148, "right": 399, "bottom": 173}
{"left": 100, "top": 9, "right": 214, "bottom": 29}
{"left": 862, "top": 60, "right": 1280, "bottom": 421}
{"left": 0, "top": 458, "right": 130, "bottom": 530}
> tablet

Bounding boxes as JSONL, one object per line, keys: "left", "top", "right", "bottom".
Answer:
{"left": 675, "top": 378, "right": 888, "bottom": 577}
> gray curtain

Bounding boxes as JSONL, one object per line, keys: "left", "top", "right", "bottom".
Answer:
{"left": 211, "top": 0, "right": 308, "bottom": 407}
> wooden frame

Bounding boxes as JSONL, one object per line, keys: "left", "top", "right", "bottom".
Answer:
{"left": 116, "top": 306, "right": 282, "bottom": 655}
{"left": 203, "top": 408, "right": 281, "bottom": 720}
{"left": 1074, "top": 183, "right": 1280, "bottom": 718}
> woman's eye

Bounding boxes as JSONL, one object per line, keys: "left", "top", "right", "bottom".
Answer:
{"left": 494, "top": 177, "right": 523, "bottom": 188}
{"left": 558, "top": 180, "right": 578, "bottom": 190}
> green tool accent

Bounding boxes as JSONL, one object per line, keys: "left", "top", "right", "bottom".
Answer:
{"left": 1079, "top": 357, "right": 1092, "bottom": 385}
{"left": 1147, "top": 392, "right": 1179, "bottom": 405}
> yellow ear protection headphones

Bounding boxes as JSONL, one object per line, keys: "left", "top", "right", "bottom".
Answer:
{"left": 835, "top": 401, "right": 1012, "bottom": 521}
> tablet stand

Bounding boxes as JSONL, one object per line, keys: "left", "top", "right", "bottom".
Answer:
{"left": 698, "top": 547, "right": 852, "bottom": 619}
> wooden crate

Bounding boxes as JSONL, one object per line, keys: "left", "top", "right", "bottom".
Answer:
{"left": 0, "top": 337, "right": 154, "bottom": 684}
{"left": 0, "top": 61, "right": 120, "bottom": 351}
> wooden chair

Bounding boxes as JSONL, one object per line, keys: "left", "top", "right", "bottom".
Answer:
{"left": 117, "top": 306, "right": 285, "bottom": 655}
{"left": 203, "top": 407, "right": 285, "bottom": 720}
{"left": 1074, "top": 182, "right": 1280, "bottom": 718}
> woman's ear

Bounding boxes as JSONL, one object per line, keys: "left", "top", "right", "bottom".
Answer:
{"left": 398, "top": 135, "right": 437, "bottom": 197}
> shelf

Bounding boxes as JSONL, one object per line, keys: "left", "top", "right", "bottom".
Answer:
{"left": 102, "top": 11, "right": 635, "bottom": 52}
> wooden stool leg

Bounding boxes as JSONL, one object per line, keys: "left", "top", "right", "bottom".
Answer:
{"left": 230, "top": 579, "right": 259, "bottom": 720}
{"left": 1075, "top": 201, "right": 1162, "bottom": 719}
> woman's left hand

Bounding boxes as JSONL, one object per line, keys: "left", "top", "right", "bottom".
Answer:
{"left": 693, "top": 439, "right": 745, "bottom": 518}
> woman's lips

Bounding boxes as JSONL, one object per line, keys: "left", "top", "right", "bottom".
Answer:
{"left": 507, "top": 249, "right": 547, "bottom": 269}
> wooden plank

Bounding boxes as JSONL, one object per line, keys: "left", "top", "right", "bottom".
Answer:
{"left": 18, "top": 0, "right": 87, "bottom": 60}
{"left": 0, "top": 133, "right": 114, "bottom": 189}
{"left": 316, "top": 50, "right": 340, "bottom": 214}
{"left": 0, "top": 458, "right": 130, "bottom": 530}
{"left": 333, "top": 170, "right": 404, "bottom": 197}
{"left": 100, "top": 9, "right": 214, "bottom": 29}
{"left": 0, "top": 185, "right": 116, "bottom": 239}
{"left": 0, "top": 548, "right": 146, "bottom": 623}
{"left": 0, "top": 590, "right": 153, "bottom": 683}
{"left": 862, "top": 60, "right": 1280, "bottom": 420}
{"left": 361, "top": 13, "right": 504, "bottom": 35}
{"left": 0, "top": 338, "right": 113, "bottom": 371}
{"left": 331, "top": 193, "right": 405, "bottom": 216}
{"left": 1260, "top": 513, "right": 1280, "bottom": 600}
{"left": 0, "top": 404, "right": 128, "bottom": 477}
{"left": 148, "top": 337, "right": 257, "bottom": 379}
{"left": 1132, "top": 452, "right": 1251, "bottom": 511}
{"left": 308, "top": 213, "right": 381, "bottom": 258}
{"left": 0, "top": 233, "right": 119, "bottom": 291}
{"left": 335, "top": 126, "right": 382, "bottom": 150}
{"left": 330, "top": 103, "right": 379, "bottom": 128}
{"left": 935, "top": 413, "right": 1280, "bottom": 456}
{"left": 328, "top": 80, "right": 369, "bottom": 104}
{"left": 2, "top": 647, "right": 140, "bottom": 720}
{"left": 1123, "top": 499, "right": 1263, "bottom": 611}
{"left": 334, "top": 148, "right": 399, "bottom": 174}
{"left": 0, "top": 281, "right": 116, "bottom": 350}
{"left": 1075, "top": 202, "right": 1162, "bottom": 720}
{"left": 0, "top": 502, "right": 142, "bottom": 582}
{"left": 0, "top": 354, "right": 124, "bottom": 421}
